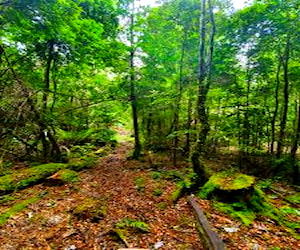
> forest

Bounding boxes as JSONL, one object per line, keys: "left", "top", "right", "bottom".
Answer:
{"left": 0, "top": 0, "right": 300, "bottom": 249}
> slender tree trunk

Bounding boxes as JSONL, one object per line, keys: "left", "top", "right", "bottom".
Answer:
{"left": 146, "top": 110, "right": 152, "bottom": 148}
{"left": 242, "top": 71, "right": 251, "bottom": 154}
{"left": 185, "top": 87, "right": 193, "bottom": 155}
{"left": 50, "top": 59, "right": 58, "bottom": 112}
{"left": 173, "top": 30, "right": 187, "bottom": 166}
{"left": 43, "top": 40, "right": 54, "bottom": 111}
{"left": 271, "top": 58, "right": 281, "bottom": 154}
{"left": 291, "top": 97, "right": 300, "bottom": 185}
{"left": 277, "top": 39, "right": 290, "bottom": 158}
{"left": 129, "top": 1, "right": 141, "bottom": 159}
{"left": 191, "top": 0, "right": 215, "bottom": 185}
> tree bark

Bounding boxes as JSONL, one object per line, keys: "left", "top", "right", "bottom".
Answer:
{"left": 277, "top": 39, "right": 290, "bottom": 158}
{"left": 191, "top": 0, "right": 215, "bottom": 185}
{"left": 185, "top": 87, "right": 193, "bottom": 155}
{"left": 270, "top": 57, "right": 281, "bottom": 154}
{"left": 129, "top": 1, "right": 141, "bottom": 159}
{"left": 173, "top": 29, "right": 187, "bottom": 166}
{"left": 290, "top": 97, "right": 300, "bottom": 185}
{"left": 43, "top": 40, "right": 54, "bottom": 111}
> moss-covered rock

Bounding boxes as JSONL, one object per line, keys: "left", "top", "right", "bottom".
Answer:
{"left": 0, "top": 163, "right": 67, "bottom": 194}
{"left": 67, "top": 156, "right": 97, "bottom": 171}
{"left": 72, "top": 198, "right": 107, "bottom": 222}
{"left": 46, "top": 169, "right": 79, "bottom": 186}
{"left": 56, "top": 169, "right": 79, "bottom": 183}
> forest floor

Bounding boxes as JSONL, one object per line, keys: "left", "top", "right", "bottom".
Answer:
{"left": 0, "top": 131, "right": 300, "bottom": 249}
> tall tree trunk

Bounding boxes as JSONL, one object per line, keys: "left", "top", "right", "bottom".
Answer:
{"left": 173, "top": 29, "right": 187, "bottom": 166}
{"left": 191, "top": 0, "right": 215, "bottom": 185}
{"left": 242, "top": 70, "right": 251, "bottom": 154}
{"left": 43, "top": 40, "right": 54, "bottom": 111}
{"left": 50, "top": 58, "right": 58, "bottom": 112}
{"left": 277, "top": 39, "right": 290, "bottom": 158}
{"left": 185, "top": 87, "right": 193, "bottom": 155}
{"left": 270, "top": 57, "right": 281, "bottom": 154}
{"left": 129, "top": 1, "right": 141, "bottom": 159}
{"left": 290, "top": 97, "right": 300, "bottom": 185}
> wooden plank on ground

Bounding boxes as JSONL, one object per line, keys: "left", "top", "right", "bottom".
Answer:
{"left": 188, "top": 195, "right": 225, "bottom": 250}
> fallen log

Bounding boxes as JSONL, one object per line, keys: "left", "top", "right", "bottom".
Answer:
{"left": 188, "top": 195, "right": 225, "bottom": 250}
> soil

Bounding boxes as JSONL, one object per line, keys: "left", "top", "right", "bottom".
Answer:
{"left": 0, "top": 142, "right": 202, "bottom": 250}
{"left": 0, "top": 138, "right": 299, "bottom": 249}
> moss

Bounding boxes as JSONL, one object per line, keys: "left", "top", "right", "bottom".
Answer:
{"left": 152, "top": 188, "right": 163, "bottom": 197}
{"left": 170, "top": 173, "right": 196, "bottom": 202}
{"left": 0, "top": 153, "right": 99, "bottom": 194}
{"left": 157, "top": 202, "right": 168, "bottom": 210}
{"left": 0, "top": 196, "right": 40, "bottom": 226}
{"left": 115, "top": 218, "right": 150, "bottom": 232}
{"left": 67, "top": 156, "right": 96, "bottom": 171}
{"left": 151, "top": 171, "right": 162, "bottom": 180}
{"left": 214, "top": 201, "right": 256, "bottom": 226}
{"left": 198, "top": 171, "right": 255, "bottom": 199}
{"left": 134, "top": 177, "right": 145, "bottom": 192}
{"left": 73, "top": 198, "right": 106, "bottom": 222}
{"left": 163, "top": 170, "right": 183, "bottom": 181}
{"left": 212, "top": 187, "right": 300, "bottom": 232}
{"left": 286, "top": 193, "right": 300, "bottom": 205}
{"left": 0, "top": 163, "right": 67, "bottom": 194}
{"left": 0, "top": 195, "right": 16, "bottom": 204}
{"left": 171, "top": 181, "right": 185, "bottom": 202}
{"left": 281, "top": 206, "right": 300, "bottom": 216}
{"left": 198, "top": 179, "right": 220, "bottom": 199}
{"left": 53, "top": 169, "right": 79, "bottom": 183}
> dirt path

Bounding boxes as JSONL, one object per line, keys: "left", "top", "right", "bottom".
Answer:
{"left": 0, "top": 142, "right": 203, "bottom": 249}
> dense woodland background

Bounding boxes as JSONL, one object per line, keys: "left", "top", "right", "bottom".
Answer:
{"left": 1, "top": 0, "right": 300, "bottom": 184}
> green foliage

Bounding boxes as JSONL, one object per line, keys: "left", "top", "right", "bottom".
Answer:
{"left": 134, "top": 177, "right": 145, "bottom": 192}
{"left": 286, "top": 193, "right": 300, "bottom": 205}
{"left": 73, "top": 198, "right": 107, "bottom": 221}
{"left": 54, "top": 169, "right": 79, "bottom": 183}
{"left": 67, "top": 156, "right": 97, "bottom": 171}
{"left": 0, "top": 161, "right": 13, "bottom": 176}
{"left": 170, "top": 181, "right": 185, "bottom": 202}
{"left": 281, "top": 206, "right": 300, "bottom": 216}
{"left": 214, "top": 201, "right": 256, "bottom": 226}
{"left": 58, "top": 128, "right": 116, "bottom": 146}
{"left": 0, "top": 195, "right": 16, "bottom": 204}
{"left": 257, "top": 179, "right": 273, "bottom": 190}
{"left": 152, "top": 188, "right": 163, "bottom": 197}
{"left": 115, "top": 218, "right": 150, "bottom": 233}
{"left": 151, "top": 171, "right": 162, "bottom": 180}
{"left": 0, "top": 197, "right": 40, "bottom": 226}
{"left": 212, "top": 186, "right": 300, "bottom": 231}
{"left": 157, "top": 202, "right": 168, "bottom": 210}
{"left": 164, "top": 170, "right": 184, "bottom": 181}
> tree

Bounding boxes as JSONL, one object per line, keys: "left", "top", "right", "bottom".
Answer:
{"left": 191, "top": 0, "right": 215, "bottom": 184}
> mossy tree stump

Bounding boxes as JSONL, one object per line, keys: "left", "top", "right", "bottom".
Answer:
{"left": 198, "top": 171, "right": 255, "bottom": 203}
{"left": 198, "top": 171, "right": 294, "bottom": 229}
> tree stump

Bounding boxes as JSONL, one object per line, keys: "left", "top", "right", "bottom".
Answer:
{"left": 198, "top": 171, "right": 255, "bottom": 203}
